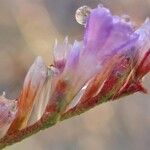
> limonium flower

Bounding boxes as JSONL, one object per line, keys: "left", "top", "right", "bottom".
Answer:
{"left": 0, "top": 5, "right": 149, "bottom": 149}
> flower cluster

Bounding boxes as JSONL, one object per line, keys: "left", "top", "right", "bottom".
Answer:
{"left": 0, "top": 5, "right": 149, "bottom": 149}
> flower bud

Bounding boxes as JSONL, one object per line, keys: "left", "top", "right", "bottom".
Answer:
{"left": 8, "top": 57, "right": 47, "bottom": 132}
{"left": 0, "top": 93, "right": 17, "bottom": 138}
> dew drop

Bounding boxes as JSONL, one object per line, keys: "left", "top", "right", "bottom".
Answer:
{"left": 75, "top": 6, "right": 91, "bottom": 25}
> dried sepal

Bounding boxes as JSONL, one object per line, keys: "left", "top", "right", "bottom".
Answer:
{"left": 0, "top": 93, "right": 17, "bottom": 138}
{"left": 0, "top": 5, "right": 150, "bottom": 149}
{"left": 8, "top": 57, "right": 47, "bottom": 132}
{"left": 28, "top": 70, "right": 52, "bottom": 126}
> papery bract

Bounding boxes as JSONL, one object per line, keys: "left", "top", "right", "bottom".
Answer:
{"left": 9, "top": 56, "right": 47, "bottom": 132}
{"left": 0, "top": 94, "right": 17, "bottom": 138}
{"left": 0, "top": 5, "right": 150, "bottom": 149}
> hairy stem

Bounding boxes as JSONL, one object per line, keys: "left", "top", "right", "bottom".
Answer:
{"left": 0, "top": 113, "right": 58, "bottom": 149}
{"left": 0, "top": 95, "right": 111, "bottom": 149}
{"left": 0, "top": 81, "right": 141, "bottom": 149}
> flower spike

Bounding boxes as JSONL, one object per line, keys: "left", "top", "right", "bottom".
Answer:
{"left": 0, "top": 5, "right": 149, "bottom": 149}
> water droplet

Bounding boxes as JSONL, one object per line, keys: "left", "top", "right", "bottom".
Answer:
{"left": 75, "top": 6, "right": 91, "bottom": 25}
{"left": 48, "top": 65, "right": 60, "bottom": 76}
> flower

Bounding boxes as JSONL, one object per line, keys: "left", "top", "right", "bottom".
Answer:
{"left": 0, "top": 5, "right": 149, "bottom": 149}
{"left": 0, "top": 93, "right": 17, "bottom": 138}
{"left": 8, "top": 56, "right": 47, "bottom": 132}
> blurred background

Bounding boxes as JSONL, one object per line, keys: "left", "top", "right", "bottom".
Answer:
{"left": 0, "top": 0, "right": 150, "bottom": 150}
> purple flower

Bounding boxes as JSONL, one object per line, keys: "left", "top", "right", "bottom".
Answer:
{"left": 52, "top": 5, "right": 148, "bottom": 99}
{"left": 0, "top": 5, "right": 149, "bottom": 148}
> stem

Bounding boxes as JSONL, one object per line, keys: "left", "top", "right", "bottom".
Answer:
{"left": 0, "top": 77, "right": 141, "bottom": 149}
{"left": 0, "top": 94, "right": 113, "bottom": 149}
{"left": 0, "top": 95, "right": 111, "bottom": 149}
{"left": 0, "top": 113, "right": 58, "bottom": 149}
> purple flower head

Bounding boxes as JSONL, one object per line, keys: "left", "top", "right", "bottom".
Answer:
{"left": 0, "top": 5, "right": 149, "bottom": 148}
{"left": 52, "top": 6, "right": 143, "bottom": 94}
{"left": 49, "top": 5, "right": 150, "bottom": 113}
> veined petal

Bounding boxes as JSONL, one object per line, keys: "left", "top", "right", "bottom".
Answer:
{"left": 28, "top": 75, "right": 52, "bottom": 126}
{"left": 84, "top": 6, "right": 112, "bottom": 53}
{"left": 99, "top": 16, "right": 136, "bottom": 56}
{"left": 66, "top": 83, "right": 88, "bottom": 111}
{"left": 8, "top": 56, "right": 47, "bottom": 132}
{"left": 135, "top": 18, "right": 150, "bottom": 59}
{"left": 63, "top": 41, "right": 82, "bottom": 76}
{"left": 53, "top": 37, "right": 72, "bottom": 72}
{"left": 135, "top": 18, "right": 150, "bottom": 77}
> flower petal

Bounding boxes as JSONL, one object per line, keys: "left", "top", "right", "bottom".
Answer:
{"left": 53, "top": 37, "right": 72, "bottom": 72}
{"left": 0, "top": 94, "right": 17, "bottom": 138}
{"left": 84, "top": 6, "right": 112, "bottom": 53}
{"left": 8, "top": 56, "right": 47, "bottom": 132}
{"left": 135, "top": 18, "right": 150, "bottom": 77}
{"left": 63, "top": 41, "right": 81, "bottom": 75}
